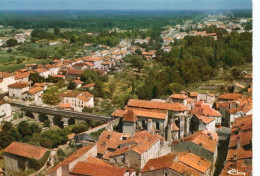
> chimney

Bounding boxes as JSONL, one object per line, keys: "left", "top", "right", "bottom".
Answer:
{"left": 233, "top": 154, "right": 237, "bottom": 161}
{"left": 107, "top": 134, "right": 111, "bottom": 139}
{"left": 237, "top": 136, "right": 241, "bottom": 149}
{"left": 198, "top": 160, "right": 201, "bottom": 165}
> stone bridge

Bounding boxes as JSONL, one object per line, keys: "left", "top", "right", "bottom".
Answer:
{"left": 11, "top": 102, "right": 112, "bottom": 126}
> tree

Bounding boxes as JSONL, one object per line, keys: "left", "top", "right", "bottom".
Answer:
{"left": 54, "top": 26, "right": 60, "bottom": 35}
{"left": 30, "top": 123, "right": 42, "bottom": 133}
{"left": 57, "top": 148, "right": 65, "bottom": 161}
{"left": 29, "top": 73, "right": 45, "bottom": 84}
{"left": 130, "top": 54, "right": 144, "bottom": 72}
{"left": 39, "top": 113, "right": 48, "bottom": 122}
{"left": 42, "top": 92, "right": 61, "bottom": 105}
{"left": 6, "top": 39, "right": 18, "bottom": 47}
{"left": 44, "top": 120, "right": 51, "bottom": 128}
{"left": 71, "top": 123, "right": 88, "bottom": 134}
{"left": 135, "top": 49, "right": 142, "bottom": 55}
{"left": 68, "top": 81, "right": 76, "bottom": 90}
{"left": 53, "top": 116, "right": 64, "bottom": 128}
{"left": 231, "top": 67, "right": 241, "bottom": 79}
{"left": 18, "top": 121, "right": 32, "bottom": 137}
{"left": 40, "top": 138, "right": 53, "bottom": 148}
{"left": 68, "top": 118, "right": 75, "bottom": 126}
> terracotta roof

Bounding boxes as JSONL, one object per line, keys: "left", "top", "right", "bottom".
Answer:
{"left": 85, "top": 62, "right": 94, "bottom": 67}
{"left": 27, "top": 87, "right": 43, "bottom": 94}
{"left": 191, "top": 102, "right": 221, "bottom": 117}
{"left": 232, "top": 115, "right": 252, "bottom": 132}
{"left": 71, "top": 160, "right": 127, "bottom": 176}
{"left": 33, "top": 83, "right": 47, "bottom": 88}
{"left": 122, "top": 109, "right": 138, "bottom": 122}
{"left": 113, "top": 131, "right": 162, "bottom": 155}
{"left": 111, "top": 109, "right": 124, "bottom": 118}
{"left": 172, "top": 130, "right": 218, "bottom": 153}
{"left": 14, "top": 72, "right": 31, "bottom": 80}
{"left": 35, "top": 68, "right": 48, "bottom": 73}
{"left": 82, "top": 83, "right": 96, "bottom": 88}
{"left": 219, "top": 93, "right": 243, "bottom": 100}
{"left": 8, "top": 82, "right": 30, "bottom": 88}
{"left": 67, "top": 69, "right": 83, "bottom": 75}
{"left": 229, "top": 130, "right": 252, "bottom": 148}
{"left": 190, "top": 92, "right": 199, "bottom": 97}
{"left": 227, "top": 106, "right": 252, "bottom": 114}
{"left": 47, "top": 145, "right": 95, "bottom": 174}
{"left": 195, "top": 114, "right": 215, "bottom": 124}
{"left": 227, "top": 148, "right": 252, "bottom": 161}
{"left": 73, "top": 63, "right": 85, "bottom": 67}
{"left": 97, "top": 130, "right": 125, "bottom": 155}
{"left": 53, "top": 75, "right": 65, "bottom": 78}
{"left": 4, "top": 142, "right": 47, "bottom": 160}
{"left": 125, "top": 106, "right": 168, "bottom": 120}
{"left": 73, "top": 80, "right": 83, "bottom": 85}
{"left": 170, "top": 94, "right": 187, "bottom": 99}
{"left": 77, "top": 95, "right": 90, "bottom": 102}
{"left": 127, "top": 99, "right": 187, "bottom": 112}
{"left": 0, "top": 72, "right": 13, "bottom": 79}
{"left": 59, "top": 103, "right": 71, "bottom": 108}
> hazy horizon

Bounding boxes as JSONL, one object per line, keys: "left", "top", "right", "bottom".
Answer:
{"left": 0, "top": 0, "right": 252, "bottom": 10}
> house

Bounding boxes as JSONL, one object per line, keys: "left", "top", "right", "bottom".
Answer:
{"left": 140, "top": 152, "right": 212, "bottom": 176}
{"left": 189, "top": 92, "right": 198, "bottom": 101}
{"left": 0, "top": 101, "right": 12, "bottom": 118}
{"left": 109, "top": 130, "right": 162, "bottom": 169}
{"left": 14, "top": 72, "right": 31, "bottom": 82}
{"left": 72, "top": 63, "right": 88, "bottom": 70}
{"left": 191, "top": 101, "right": 222, "bottom": 128}
{"left": 53, "top": 75, "right": 65, "bottom": 80}
{"left": 190, "top": 114, "right": 216, "bottom": 133}
{"left": 168, "top": 94, "right": 187, "bottom": 106}
{"left": 66, "top": 69, "right": 83, "bottom": 80}
{"left": 47, "top": 144, "right": 97, "bottom": 176}
{"left": 171, "top": 130, "right": 218, "bottom": 164}
{"left": 84, "top": 57, "right": 103, "bottom": 69}
{"left": 73, "top": 80, "right": 84, "bottom": 88}
{"left": 85, "top": 62, "right": 95, "bottom": 69}
{"left": 46, "top": 64, "right": 61, "bottom": 76}
{"left": 60, "top": 91, "right": 94, "bottom": 111}
{"left": 8, "top": 82, "right": 30, "bottom": 99}
{"left": 23, "top": 87, "right": 44, "bottom": 102}
{"left": 33, "top": 82, "right": 48, "bottom": 90}
{"left": 0, "top": 72, "right": 15, "bottom": 92}
{"left": 101, "top": 61, "right": 115, "bottom": 71}
{"left": 141, "top": 50, "right": 156, "bottom": 60}
{"left": 4, "top": 142, "right": 49, "bottom": 175}
{"left": 225, "top": 105, "right": 252, "bottom": 128}
{"left": 35, "top": 68, "right": 50, "bottom": 78}
{"left": 70, "top": 156, "right": 135, "bottom": 176}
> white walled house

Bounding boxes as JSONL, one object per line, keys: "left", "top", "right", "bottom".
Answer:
{"left": 8, "top": 82, "right": 30, "bottom": 99}
{"left": 190, "top": 114, "right": 216, "bottom": 133}
{"left": 23, "top": 87, "right": 44, "bottom": 102}
{"left": 0, "top": 72, "right": 15, "bottom": 93}
{"left": 60, "top": 91, "right": 94, "bottom": 111}
{"left": 46, "top": 65, "right": 61, "bottom": 76}
{"left": 35, "top": 68, "right": 50, "bottom": 78}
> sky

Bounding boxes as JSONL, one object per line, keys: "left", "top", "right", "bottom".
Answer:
{"left": 0, "top": 0, "right": 252, "bottom": 10}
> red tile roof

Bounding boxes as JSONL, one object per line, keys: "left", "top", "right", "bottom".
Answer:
{"left": 35, "top": 68, "right": 48, "bottom": 73}
{"left": 232, "top": 115, "right": 252, "bottom": 132}
{"left": 73, "top": 79, "right": 83, "bottom": 85}
{"left": 191, "top": 102, "right": 221, "bottom": 117}
{"left": 195, "top": 114, "right": 215, "bottom": 124}
{"left": 71, "top": 160, "right": 127, "bottom": 176}
{"left": 67, "top": 69, "right": 83, "bottom": 75}
{"left": 111, "top": 109, "right": 124, "bottom": 118}
{"left": 122, "top": 109, "right": 138, "bottom": 122}
{"left": 170, "top": 94, "right": 187, "bottom": 99}
{"left": 229, "top": 130, "right": 252, "bottom": 148}
{"left": 125, "top": 106, "right": 168, "bottom": 120}
{"left": 190, "top": 92, "right": 199, "bottom": 97}
{"left": 220, "top": 160, "right": 252, "bottom": 176}
{"left": 82, "top": 83, "right": 96, "bottom": 88}
{"left": 0, "top": 72, "right": 13, "bottom": 80}
{"left": 219, "top": 93, "right": 243, "bottom": 100}
{"left": 127, "top": 99, "right": 187, "bottom": 112}
{"left": 28, "top": 87, "right": 43, "bottom": 94}
{"left": 171, "top": 123, "right": 180, "bottom": 131}
{"left": 8, "top": 82, "right": 30, "bottom": 88}
{"left": 227, "top": 148, "right": 252, "bottom": 161}
{"left": 4, "top": 142, "right": 48, "bottom": 160}
{"left": 59, "top": 103, "right": 71, "bottom": 108}
{"left": 172, "top": 130, "right": 218, "bottom": 153}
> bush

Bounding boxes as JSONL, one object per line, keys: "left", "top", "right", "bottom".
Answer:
{"left": 71, "top": 123, "right": 88, "bottom": 134}
{"left": 6, "top": 38, "right": 18, "bottom": 47}
{"left": 57, "top": 148, "right": 65, "bottom": 162}
{"left": 28, "top": 151, "right": 51, "bottom": 171}
{"left": 44, "top": 120, "right": 51, "bottom": 128}
{"left": 40, "top": 138, "right": 53, "bottom": 148}
{"left": 68, "top": 118, "right": 75, "bottom": 126}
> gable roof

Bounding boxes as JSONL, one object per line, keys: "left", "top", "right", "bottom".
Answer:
{"left": 27, "top": 87, "right": 44, "bottom": 94}
{"left": 8, "top": 82, "right": 30, "bottom": 88}
{"left": 194, "top": 114, "right": 215, "bottom": 124}
{"left": 125, "top": 107, "right": 168, "bottom": 120}
{"left": 4, "top": 142, "right": 47, "bottom": 160}
{"left": 218, "top": 93, "right": 243, "bottom": 100}
{"left": 67, "top": 69, "right": 83, "bottom": 75}
{"left": 127, "top": 99, "right": 187, "bottom": 112}
{"left": 111, "top": 109, "right": 124, "bottom": 118}
{"left": 170, "top": 94, "right": 187, "bottom": 100}
{"left": 191, "top": 102, "right": 221, "bottom": 117}
{"left": 122, "top": 109, "right": 138, "bottom": 122}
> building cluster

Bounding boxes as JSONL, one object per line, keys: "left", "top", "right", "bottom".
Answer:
{"left": 220, "top": 115, "right": 252, "bottom": 176}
